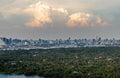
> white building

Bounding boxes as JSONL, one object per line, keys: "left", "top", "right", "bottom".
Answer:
{"left": 0, "top": 39, "right": 5, "bottom": 48}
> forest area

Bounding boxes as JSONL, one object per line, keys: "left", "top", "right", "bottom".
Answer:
{"left": 0, "top": 47, "right": 120, "bottom": 78}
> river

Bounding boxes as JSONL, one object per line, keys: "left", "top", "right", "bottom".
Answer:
{"left": 0, "top": 74, "right": 44, "bottom": 78}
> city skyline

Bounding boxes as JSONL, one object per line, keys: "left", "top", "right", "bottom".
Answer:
{"left": 1, "top": 36, "right": 120, "bottom": 50}
{"left": 0, "top": 0, "right": 120, "bottom": 39}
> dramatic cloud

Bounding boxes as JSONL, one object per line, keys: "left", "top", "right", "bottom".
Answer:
{"left": 67, "top": 12, "right": 108, "bottom": 27}
{"left": 25, "top": 1, "right": 52, "bottom": 27}
{"left": 0, "top": 1, "right": 68, "bottom": 28}
{"left": 67, "top": 13, "right": 90, "bottom": 27}
{"left": 24, "top": 1, "right": 68, "bottom": 27}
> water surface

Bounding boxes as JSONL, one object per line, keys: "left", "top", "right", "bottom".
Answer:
{"left": 0, "top": 74, "right": 44, "bottom": 78}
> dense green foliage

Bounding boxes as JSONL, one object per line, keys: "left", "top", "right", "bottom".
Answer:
{"left": 0, "top": 47, "right": 120, "bottom": 78}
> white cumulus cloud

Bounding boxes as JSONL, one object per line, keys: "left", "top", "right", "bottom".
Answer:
{"left": 67, "top": 12, "right": 91, "bottom": 27}
{"left": 67, "top": 12, "right": 108, "bottom": 27}
{"left": 25, "top": 1, "right": 52, "bottom": 27}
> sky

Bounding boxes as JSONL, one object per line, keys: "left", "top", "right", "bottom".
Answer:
{"left": 0, "top": 0, "right": 120, "bottom": 40}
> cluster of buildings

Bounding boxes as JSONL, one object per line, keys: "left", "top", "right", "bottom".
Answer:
{"left": 0, "top": 37, "right": 120, "bottom": 50}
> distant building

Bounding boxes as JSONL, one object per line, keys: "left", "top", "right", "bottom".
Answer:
{"left": 0, "top": 39, "right": 5, "bottom": 48}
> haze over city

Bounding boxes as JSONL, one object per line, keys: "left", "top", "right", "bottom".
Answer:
{"left": 0, "top": 0, "right": 120, "bottom": 39}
